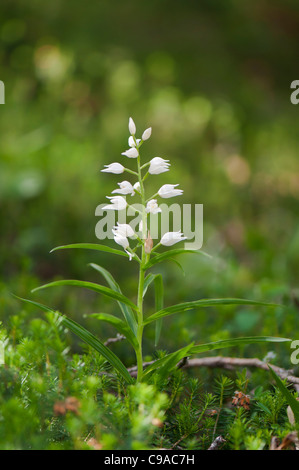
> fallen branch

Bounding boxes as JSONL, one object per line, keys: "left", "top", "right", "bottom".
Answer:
{"left": 208, "top": 435, "right": 226, "bottom": 450}
{"left": 128, "top": 356, "right": 299, "bottom": 386}
{"left": 104, "top": 334, "right": 125, "bottom": 347}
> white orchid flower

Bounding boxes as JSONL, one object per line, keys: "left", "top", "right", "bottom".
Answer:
{"left": 112, "top": 181, "right": 135, "bottom": 196}
{"left": 148, "top": 157, "right": 170, "bottom": 175}
{"left": 102, "top": 196, "right": 127, "bottom": 211}
{"left": 128, "top": 117, "right": 136, "bottom": 135}
{"left": 112, "top": 222, "right": 135, "bottom": 239}
{"left": 142, "top": 127, "right": 152, "bottom": 141}
{"left": 146, "top": 199, "right": 162, "bottom": 214}
{"left": 160, "top": 231, "right": 187, "bottom": 246}
{"left": 121, "top": 147, "right": 139, "bottom": 158}
{"left": 101, "top": 162, "right": 125, "bottom": 174}
{"left": 158, "top": 184, "right": 183, "bottom": 198}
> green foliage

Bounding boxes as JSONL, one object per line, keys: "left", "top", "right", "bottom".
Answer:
{"left": 0, "top": 316, "right": 296, "bottom": 449}
{"left": 1, "top": 1, "right": 299, "bottom": 450}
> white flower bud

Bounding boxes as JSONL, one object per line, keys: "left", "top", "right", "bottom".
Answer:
{"left": 142, "top": 127, "right": 152, "bottom": 141}
{"left": 148, "top": 157, "right": 170, "bottom": 175}
{"left": 160, "top": 231, "right": 187, "bottom": 246}
{"left": 128, "top": 136, "right": 141, "bottom": 148}
{"left": 158, "top": 184, "right": 183, "bottom": 198}
{"left": 128, "top": 117, "right": 136, "bottom": 135}
{"left": 121, "top": 148, "right": 139, "bottom": 158}
{"left": 133, "top": 182, "right": 141, "bottom": 193}
{"left": 101, "top": 163, "right": 125, "bottom": 174}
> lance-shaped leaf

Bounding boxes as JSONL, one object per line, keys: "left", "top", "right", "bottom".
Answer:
{"left": 13, "top": 296, "right": 134, "bottom": 384}
{"left": 268, "top": 366, "right": 299, "bottom": 423}
{"left": 31, "top": 280, "right": 138, "bottom": 311}
{"left": 189, "top": 336, "right": 291, "bottom": 355}
{"left": 142, "top": 274, "right": 164, "bottom": 346}
{"left": 88, "top": 313, "right": 138, "bottom": 349}
{"left": 143, "top": 343, "right": 194, "bottom": 381}
{"left": 50, "top": 243, "right": 129, "bottom": 258}
{"left": 143, "top": 273, "right": 157, "bottom": 298}
{"left": 144, "top": 248, "right": 212, "bottom": 269}
{"left": 144, "top": 298, "right": 279, "bottom": 325}
{"left": 89, "top": 263, "right": 137, "bottom": 336}
{"left": 142, "top": 337, "right": 291, "bottom": 381}
{"left": 154, "top": 275, "right": 164, "bottom": 347}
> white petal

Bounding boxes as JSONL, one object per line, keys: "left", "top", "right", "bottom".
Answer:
{"left": 114, "top": 234, "right": 129, "bottom": 250}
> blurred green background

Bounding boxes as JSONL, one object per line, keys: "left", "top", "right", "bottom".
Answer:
{"left": 1, "top": 0, "right": 299, "bottom": 366}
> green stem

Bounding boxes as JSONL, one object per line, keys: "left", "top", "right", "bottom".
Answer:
{"left": 136, "top": 264, "right": 145, "bottom": 381}
{"left": 135, "top": 140, "right": 148, "bottom": 382}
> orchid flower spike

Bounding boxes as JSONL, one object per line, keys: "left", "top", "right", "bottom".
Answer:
{"left": 112, "top": 181, "right": 135, "bottom": 196}
{"left": 101, "top": 162, "right": 124, "bottom": 174}
{"left": 160, "top": 231, "right": 187, "bottom": 246}
{"left": 102, "top": 196, "right": 127, "bottom": 211}
{"left": 158, "top": 184, "right": 183, "bottom": 198}
{"left": 148, "top": 157, "right": 170, "bottom": 175}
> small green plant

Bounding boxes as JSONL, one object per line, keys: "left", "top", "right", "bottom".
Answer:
{"left": 17, "top": 117, "right": 290, "bottom": 384}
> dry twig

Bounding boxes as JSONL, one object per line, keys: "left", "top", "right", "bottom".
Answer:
{"left": 128, "top": 356, "right": 299, "bottom": 385}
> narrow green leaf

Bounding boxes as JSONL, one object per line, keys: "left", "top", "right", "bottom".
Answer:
{"left": 61, "top": 316, "right": 134, "bottom": 384}
{"left": 142, "top": 336, "right": 291, "bottom": 381}
{"left": 268, "top": 366, "right": 299, "bottom": 422}
{"left": 145, "top": 248, "right": 212, "bottom": 269}
{"left": 89, "top": 263, "right": 137, "bottom": 336}
{"left": 31, "top": 279, "right": 138, "bottom": 311}
{"left": 189, "top": 336, "right": 291, "bottom": 355}
{"left": 143, "top": 273, "right": 157, "bottom": 298}
{"left": 154, "top": 275, "right": 164, "bottom": 347}
{"left": 145, "top": 298, "right": 280, "bottom": 325}
{"left": 50, "top": 243, "right": 128, "bottom": 258}
{"left": 14, "top": 296, "right": 134, "bottom": 384}
{"left": 143, "top": 343, "right": 194, "bottom": 381}
{"left": 142, "top": 274, "right": 164, "bottom": 346}
{"left": 13, "top": 295, "right": 55, "bottom": 313}
{"left": 88, "top": 313, "right": 138, "bottom": 349}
